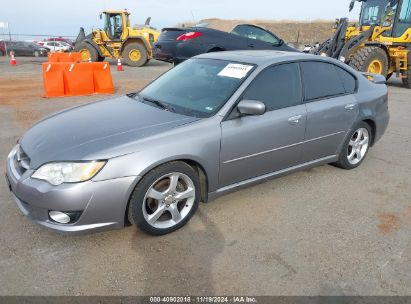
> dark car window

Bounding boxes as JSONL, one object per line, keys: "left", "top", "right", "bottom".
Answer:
{"left": 335, "top": 66, "right": 357, "bottom": 94}
{"left": 232, "top": 25, "right": 279, "bottom": 45}
{"left": 242, "top": 63, "right": 302, "bottom": 111}
{"left": 300, "top": 61, "right": 346, "bottom": 101}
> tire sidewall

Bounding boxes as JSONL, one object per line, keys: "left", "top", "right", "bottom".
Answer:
{"left": 74, "top": 42, "right": 98, "bottom": 62}
{"left": 128, "top": 162, "right": 201, "bottom": 235}
{"left": 364, "top": 49, "right": 388, "bottom": 76}
{"left": 349, "top": 47, "right": 389, "bottom": 77}
{"left": 338, "top": 122, "right": 372, "bottom": 169}
{"left": 123, "top": 43, "right": 147, "bottom": 67}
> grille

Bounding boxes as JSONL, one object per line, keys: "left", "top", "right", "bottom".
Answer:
{"left": 13, "top": 145, "right": 31, "bottom": 175}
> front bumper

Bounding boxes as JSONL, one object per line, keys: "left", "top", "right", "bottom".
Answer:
{"left": 5, "top": 147, "right": 139, "bottom": 234}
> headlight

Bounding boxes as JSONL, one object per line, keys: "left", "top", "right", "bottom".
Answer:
{"left": 32, "top": 161, "right": 106, "bottom": 186}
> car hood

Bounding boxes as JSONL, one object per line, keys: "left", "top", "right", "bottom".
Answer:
{"left": 20, "top": 96, "right": 200, "bottom": 169}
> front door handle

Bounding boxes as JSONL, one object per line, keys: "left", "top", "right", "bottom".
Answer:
{"left": 248, "top": 43, "right": 255, "bottom": 48}
{"left": 288, "top": 115, "right": 303, "bottom": 125}
{"left": 345, "top": 104, "right": 357, "bottom": 110}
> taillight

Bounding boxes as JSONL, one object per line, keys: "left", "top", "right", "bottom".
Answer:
{"left": 177, "top": 31, "right": 203, "bottom": 41}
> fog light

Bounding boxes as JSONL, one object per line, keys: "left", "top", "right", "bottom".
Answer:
{"left": 49, "top": 211, "right": 71, "bottom": 224}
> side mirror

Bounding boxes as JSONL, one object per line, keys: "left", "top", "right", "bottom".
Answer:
{"left": 237, "top": 100, "right": 266, "bottom": 116}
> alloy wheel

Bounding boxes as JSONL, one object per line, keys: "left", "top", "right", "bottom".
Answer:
{"left": 142, "top": 172, "right": 196, "bottom": 229}
{"left": 347, "top": 128, "right": 370, "bottom": 165}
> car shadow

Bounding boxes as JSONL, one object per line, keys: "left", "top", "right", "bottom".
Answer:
{"left": 130, "top": 208, "right": 225, "bottom": 295}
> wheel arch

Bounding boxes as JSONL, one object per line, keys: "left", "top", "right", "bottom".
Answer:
{"left": 360, "top": 117, "right": 377, "bottom": 146}
{"left": 207, "top": 46, "right": 226, "bottom": 53}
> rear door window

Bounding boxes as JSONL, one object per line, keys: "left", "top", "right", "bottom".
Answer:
{"left": 335, "top": 66, "right": 357, "bottom": 94}
{"left": 242, "top": 63, "right": 302, "bottom": 111}
{"left": 300, "top": 61, "right": 346, "bottom": 101}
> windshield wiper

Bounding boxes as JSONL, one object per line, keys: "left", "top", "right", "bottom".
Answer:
{"left": 128, "top": 93, "right": 175, "bottom": 112}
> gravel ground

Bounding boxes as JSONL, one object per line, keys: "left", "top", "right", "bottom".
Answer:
{"left": 0, "top": 56, "right": 410, "bottom": 296}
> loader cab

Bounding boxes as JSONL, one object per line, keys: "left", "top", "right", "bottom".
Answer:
{"left": 359, "top": 0, "right": 397, "bottom": 26}
{"left": 101, "top": 11, "right": 130, "bottom": 41}
{"left": 358, "top": 0, "right": 411, "bottom": 37}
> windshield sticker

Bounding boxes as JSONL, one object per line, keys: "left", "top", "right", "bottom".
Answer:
{"left": 218, "top": 63, "right": 253, "bottom": 79}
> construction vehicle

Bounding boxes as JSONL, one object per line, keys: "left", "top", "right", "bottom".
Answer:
{"left": 314, "top": 0, "right": 411, "bottom": 88}
{"left": 74, "top": 10, "right": 160, "bottom": 67}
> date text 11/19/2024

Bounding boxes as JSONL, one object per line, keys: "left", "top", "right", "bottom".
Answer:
{"left": 149, "top": 296, "right": 257, "bottom": 303}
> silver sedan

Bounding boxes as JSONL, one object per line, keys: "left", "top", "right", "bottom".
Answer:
{"left": 5, "top": 51, "right": 389, "bottom": 235}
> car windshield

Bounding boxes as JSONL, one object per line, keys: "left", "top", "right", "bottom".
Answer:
{"left": 138, "top": 58, "right": 255, "bottom": 118}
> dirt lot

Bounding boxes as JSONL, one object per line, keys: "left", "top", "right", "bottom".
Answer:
{"left": 0, "top": 56, "right": 410, "bottom": 296}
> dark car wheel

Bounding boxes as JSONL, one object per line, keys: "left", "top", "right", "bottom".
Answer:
{"left": 128, "top": 162, "right": 200, "bottom": 235}
{"left": 335, "top": 122, "right": 372, "bottom": 170}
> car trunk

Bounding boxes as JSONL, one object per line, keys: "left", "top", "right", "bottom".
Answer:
{"left": 158, "top": 28, "right": 187, "bottom": 41}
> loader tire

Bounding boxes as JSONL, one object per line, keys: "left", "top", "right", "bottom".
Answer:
{"left": 402, "top": 67, "right": 411, "bottom": 89}
{"left": 349, "top": 46, "right": 388, "bottom": 77}
{"left": 123, "top": 42, "right": 148, "bottom": 67}
{"left": 74, "top": 42, "right": 99, "bottom": 62}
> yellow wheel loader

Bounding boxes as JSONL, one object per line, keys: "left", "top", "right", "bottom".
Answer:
{"left": 314, "top": 0, "right": 411, "bottom": 88}
{"left": 74, "top": 10, "right": 160, "bottom": 67}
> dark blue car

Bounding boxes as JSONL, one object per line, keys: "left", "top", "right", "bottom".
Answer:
{"left": 153, "top": 24, "right": 298, "bottom": 64}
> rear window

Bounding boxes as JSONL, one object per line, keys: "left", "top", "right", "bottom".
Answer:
{"left": 300, "top": 61, "right": 346, "bottom": 101}
{"left": 335, "top": 66, "right": 357, "bottom": 94}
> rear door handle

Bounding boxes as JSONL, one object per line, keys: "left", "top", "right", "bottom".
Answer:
{"left": 248, "top": 43, "right": 255, "bottom": 48}
{"left": 288, "top": 115, "right": 303, "bottom": 125}
{"left": 345, "top": 104, "right": 357, "bottom": 110}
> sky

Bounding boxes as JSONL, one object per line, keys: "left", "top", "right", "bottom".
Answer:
{"left": 0, "top": 0, "right": 361, "bottom": 39}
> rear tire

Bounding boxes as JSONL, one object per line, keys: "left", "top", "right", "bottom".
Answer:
{"left": 349, "top": 46, "right": 388, "bottom": 77}
{"left": 128, "top": 162, "right": 200, "bottom": 235}
{"left": 0, "top": 50, "right": 4, "bottom": 56}
{"left": 334, "top": 122, "right": 372, "bottom": 170}
{"left": 123, "top": 42, "right": 148, "bottom": 67}
{"left": 74, "top": 42, "right": 99, "bottom": 62}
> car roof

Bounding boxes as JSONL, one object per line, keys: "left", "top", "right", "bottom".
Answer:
{"left": 196, "top": 50, "right": 335, "bottom": 66}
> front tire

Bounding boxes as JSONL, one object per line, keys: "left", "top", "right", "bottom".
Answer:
{"left": 335, "top": 122, "right": 372, "bottom": 170}
{"left": 349, "top": 46, "right": 388, "bottom": 77}
{"left": 128, "top": 162, "right": 200, "bottom": 235}
{"left": 74, "top": 42, "right": 99, "bottom": 62}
